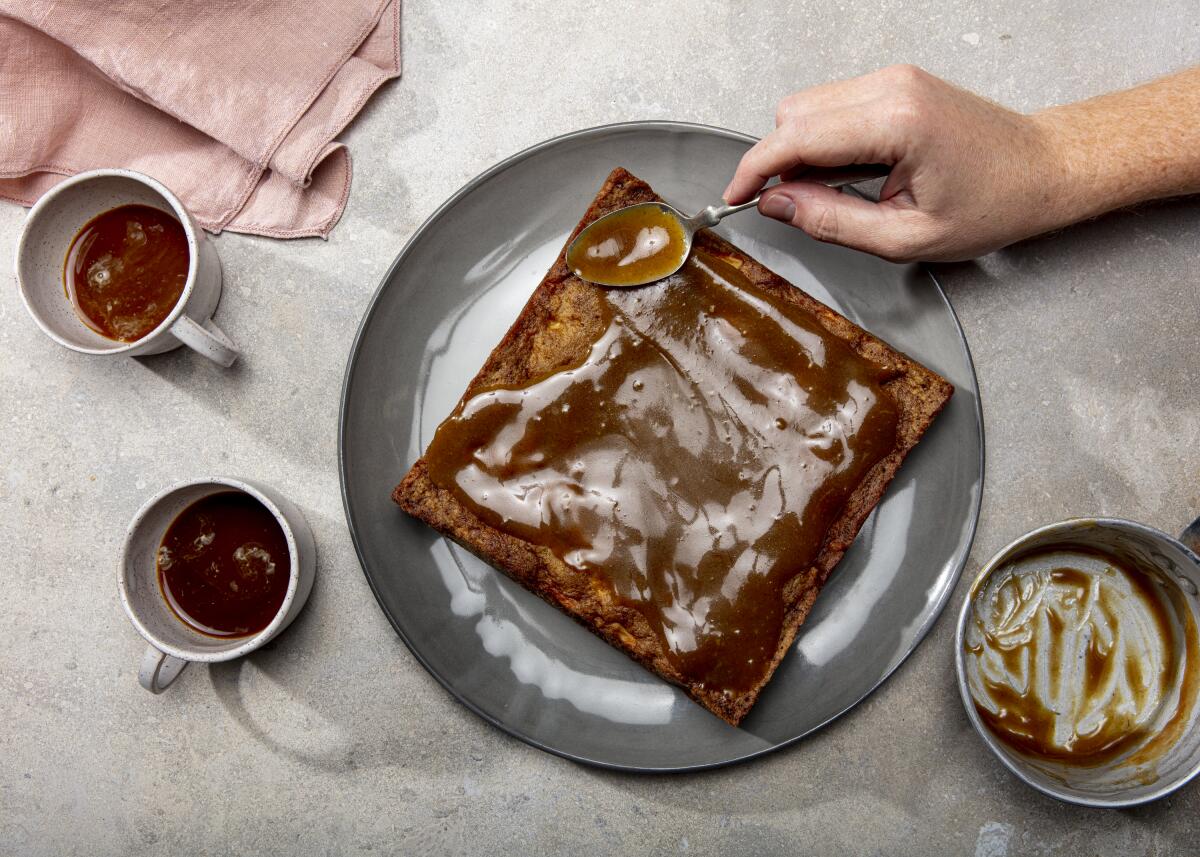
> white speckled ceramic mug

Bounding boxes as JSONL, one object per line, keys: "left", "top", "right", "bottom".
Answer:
{"left": 118, "top": 477, "right": 317, "bottom": 693}
{"left": 14, "top": 168, "right": 238, "bottom": 366}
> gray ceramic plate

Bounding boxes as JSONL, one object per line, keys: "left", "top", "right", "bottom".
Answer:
{"left": 339, "top": 121, "right": 983, "bottom": 771}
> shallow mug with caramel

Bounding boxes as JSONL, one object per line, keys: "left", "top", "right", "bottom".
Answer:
{"left": 15, "top": 168, "right": 238, "bottom": 366}
{"left": 118, "top": 477, "right": 316, "bottom": 693}
{"left": 955, "top": 517, "right": 1200, "bottom": 807}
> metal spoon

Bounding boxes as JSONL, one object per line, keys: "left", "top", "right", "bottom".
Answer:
{"left": 568, "top": 164, "right": 890, "bottom": 287}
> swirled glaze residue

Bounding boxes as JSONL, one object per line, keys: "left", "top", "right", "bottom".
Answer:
{"left": 964, "top": 550, "right": 1176, "bottom": 766}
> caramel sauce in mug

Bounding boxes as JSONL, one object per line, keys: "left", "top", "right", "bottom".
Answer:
{"left": 157, "top": 492, "right": 290, "bottom": 638}
{"left": 425, "top": 249, "right": 899, "bottom": 699}
{"left": 64, "top": 204, "right": 189, "bottom": 342}
{"left": 963, "top": 548, "right": 1192, "bottom": 767}
{"left": 566, "top": 204, "right": 688, "bottom": 285}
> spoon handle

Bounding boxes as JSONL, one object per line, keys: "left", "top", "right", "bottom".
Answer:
{"left": 691, "top": 164, "right": 891, "bottom": 229}
{"left": 692, "top": 196, "right": 762, "bottom": 227}
{"left": 804, "top": 163, "right": 892, "bottom": 189}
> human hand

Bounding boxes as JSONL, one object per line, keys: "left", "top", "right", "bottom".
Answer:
{"left": 724, "top": 65, "right": 1074, "bottom": 262}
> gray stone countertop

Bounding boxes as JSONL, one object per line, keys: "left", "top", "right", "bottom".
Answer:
{"left": 2, "top": 2, "right": 1198, "bottom": 854}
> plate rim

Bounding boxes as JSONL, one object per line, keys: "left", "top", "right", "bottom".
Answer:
{"left": 338, "top": 119, "right": 986, "bottom": 773}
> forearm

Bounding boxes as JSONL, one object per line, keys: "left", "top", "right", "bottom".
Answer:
{"left": 729, "top": 64, "right": 1200, "bottom": 262}
{"left": 1034, "top": 66, "right": 1200, "bottom": 227}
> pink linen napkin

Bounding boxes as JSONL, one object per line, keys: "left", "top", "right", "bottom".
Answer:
{"left": 0, "top": 1, "right": 401, "bottom": 238}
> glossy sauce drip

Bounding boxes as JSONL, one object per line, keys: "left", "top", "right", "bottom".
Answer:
{"left": 425, "top": 250, "right": 899, "bottom": 698}
{"left": 964, "top": 550, "right": 1177, "bottom": 766}
{"left": 566, "top": 204, "right": 687, "bottom": 285}
{"left": 157, "top": 492, "right": 290, "bottom": 638}
{"left": 64, "top": 204, "right": 189, "bottom": 342}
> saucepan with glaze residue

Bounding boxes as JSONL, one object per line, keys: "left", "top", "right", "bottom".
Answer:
{"left": 955, "top": 517, "right": 1200, "bottom": 807}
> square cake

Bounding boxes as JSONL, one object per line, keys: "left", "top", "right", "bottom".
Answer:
{"left": 394, "top": 168, "right": 953, "bottom": 725}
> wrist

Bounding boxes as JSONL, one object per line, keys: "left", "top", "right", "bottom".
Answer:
{"left": 1025, "top": 108, "right": 1114, "bottom": 229}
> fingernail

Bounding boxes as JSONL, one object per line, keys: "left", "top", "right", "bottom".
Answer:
{"left": 721, "top": 182, "right": 735, "bottom": 202}
{"left": 760, "top": 194, "right": 796, "bottom": 222}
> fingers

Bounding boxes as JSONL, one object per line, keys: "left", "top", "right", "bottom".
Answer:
{"left": 758, "top": 182, "right": 925, "bottom": 262}
{"left": 727, "top": 65, "right": 936, "bottom": 204}
{"left": 724, "top": 106, "right": 899, "bottom": 204}
{"left": 772, "top": 72, "right": 891, "bottom": 127}
{"left": 724, "top": 129, "right": 808, "bottom": 204}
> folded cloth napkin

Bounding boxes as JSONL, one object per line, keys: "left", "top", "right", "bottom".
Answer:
{"left": 0, "top": 1, "right": 401, "bottom": 238}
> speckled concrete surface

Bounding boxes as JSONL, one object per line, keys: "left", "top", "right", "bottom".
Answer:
{"left": 3, "top": 2, "right": 1199, "bottom": 855}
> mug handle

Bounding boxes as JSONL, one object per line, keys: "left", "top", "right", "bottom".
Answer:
{"left": 139, "top": 645, "right": 188, "bottom": 693}
{"left": 171, "top": 314, "right": 239, "bottom": 367}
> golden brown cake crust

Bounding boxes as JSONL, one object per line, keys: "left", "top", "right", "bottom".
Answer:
{"left": 393, "top": 168, "right": 954, "bottom": 726}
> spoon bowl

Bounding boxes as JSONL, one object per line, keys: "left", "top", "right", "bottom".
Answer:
{"left": 566, "top": 164, "right": 890, "bottom": 287}
{"left": 564, "top": 199, "right": 730, "bottom": 287}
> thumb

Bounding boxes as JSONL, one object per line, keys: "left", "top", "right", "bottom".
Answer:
{"left": 758, "top": 182, "right": 916, "bottom": 262}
